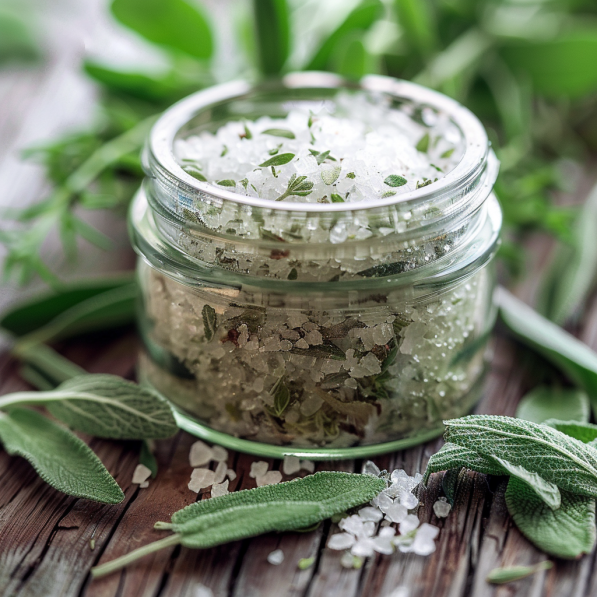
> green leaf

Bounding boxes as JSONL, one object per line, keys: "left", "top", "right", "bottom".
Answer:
{"left": 216, "top": 179, "right": 236, "bottom": 187}
{"left": 261, "top": 128, "right": 295, "bottom": 139}
{"left": 0, "top": 374, "right": 178, "bottom": 440}
{"left": 486, "top": 561, "right": 553, "bottom": 585}
{"left": 516, "top": 387, "right": 590, "bottom": 424}
{"left": 424, "top": 442, "right": 560, "bottom": 509}
{"left": 416, "top": 133, "right": 430, "bottom": 153}
{"left": 14, "top": 344, "right": 86, "bottom": 386}
{"left": 305, "top": 0, "right": 383, "bottom": 71}
{"left": 111, "top": 0, "right": 213, "bottom": 60}
{"left": 444, "top": 415, "right": 597, "bottom": 499}
{"left": 543, "top": 419, "right": 597, "bottom": 444}
{"left": 500, "top": 32, "right": 597, "bottom": 98}
{"left": 276, "top": 174, "right": 314, "bottom": 201}
{"left": 0, "top": 9, "right": 40, "bottom": 64}
{"left": 394, "top": 0, "right": 437, "bottom": 57}
{"left": 334, "top": 35, "right": 368, "bottom": 80}
{"left": 441, "top": 468, "right": 461, "bottom": 506}
{"left": 496, "top": 287, "right": 597, "bottom": 411}
{"left": 259, "top": 153, "right": 295, "bottom": 167}
{"left": 384, "top": 175, "right": 408, "bottom": 187}
{"left": 289, "top": 341, "right": 346, "bottom": 361}
{"left": 139, "top": 440, "right": 158, "bottom": 478}
{"left": 537, "top": 182, "right": 597, "bottom": 324}
{"left": 202, "top": 305, "right": 217, "bottom": 341}
{"left": 331, "top": 193, "right": 345, "bottom": 203}
{"left": 252, "top": 0, "right": 290, "bottom": 75}
{"left": 92, "top": 472, "right": 385, "bottom": 578}
{"left": 321, "top": 166, "right": 341, "bottom": 185}
{"left": 0, "top": 408, "right": 124, "bottom": 504}
{"left": 505, "top": 477, "right": 596, "bottom": 559}
{"left": 0, "top": 274, "right": 135, "bottom": 337}
{"left": 271, "top": 377, "right": 290, "bottom": 416}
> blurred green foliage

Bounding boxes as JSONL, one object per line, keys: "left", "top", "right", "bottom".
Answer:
{"left": 2, "top": 0, "right": 597, "bottom": 303}
{"left": 0, "top": 8, "right": 40, "bottom": 64}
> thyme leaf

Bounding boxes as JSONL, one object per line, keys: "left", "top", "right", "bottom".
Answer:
{"left": 259, "top": 153, "right": 295, "bottom": 167}
{"left": 276, "top": 173, "right": 314, "bottom": 201}
{"left": 384, "top": 174, "right": 407, "bottom": 187}
{"left": 262, "top": 128, "right": 295, "bottom": 139}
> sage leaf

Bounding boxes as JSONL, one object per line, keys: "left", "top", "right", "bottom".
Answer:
{"left": 416, "top": 133, "right": 430, "bottom": 153}
{"left": 271, "top": 377, "right": 290, "bottom": 416}
{"left": 139, "top": 440, "right": 158, "bottom": 478}
{"left": 261, "top": 128, "right": 295, "bottom": 139}
{"left": 486, "top": 561, "right": 553, "bottom": 585}
{"left": 424, "top": 441, "right": 561, "bottom": 509}
{"left": 543, "top": 419, "right": 597, "bottom": 444}
{"left": 441, "top": 468, "right": 461, "bottom": 506}
{"left": 0, "top": 374, "right": 178, "bottom": 439}
{"left": 537, "top": 181, "right": 597, "bottom": 324}
{"left": 444, "top": 415, "right": 597, "bottom": 498}
{"left": 384, "top": 175, "right": 407, "bottom": 187}
{"left": 92, "top": 472, "right": 385, "bottom": 578}
{"left": 496, "top": 287, "right": 597, "bottom": 410}
{"left": 202, "top": 304, "right": 217, "bottom": 341}
{"left": 259, "top": 153, "right": 295, "bottom": 167}
{"left": 0, "top": 274, "right": 135, "bottom": 337}
{"left": 216, "top": 179, "right": 236, "bottom": 187}
{"left": 516, "top": 387, "right": 590, "bottom": 424}
{"left": 505, "top": 477, "right": 596, "bottom": 559}
{"left": 111, "top": 0, "right": 213, "bottom": 60}
{"left": 0, "top": 408, "right": 124, "bottom": 504}
{"left": 331, "top": 193, "right": 345, "bottom": 203}
{"left": 321, "top": 166, "right": 341, "bottom": 186}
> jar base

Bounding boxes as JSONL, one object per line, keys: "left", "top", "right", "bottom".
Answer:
{"left": 172, "top": 407, "right": 445, "bottom": 460}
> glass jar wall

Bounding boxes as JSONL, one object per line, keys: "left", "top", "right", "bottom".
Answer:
{"left": 130, "top": 73, "right": 501, "bottom": 458}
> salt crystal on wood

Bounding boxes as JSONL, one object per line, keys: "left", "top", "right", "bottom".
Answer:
{"left": 132, "top": 464, "right": 152, "bottom": 484}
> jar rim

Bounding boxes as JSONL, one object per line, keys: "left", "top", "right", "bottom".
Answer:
{"left": 148, "top": 72, "right": 491, "bottom": 214}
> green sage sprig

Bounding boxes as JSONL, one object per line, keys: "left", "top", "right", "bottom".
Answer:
{"left": 91, "top": 472, "right": 385, "bottom": 578}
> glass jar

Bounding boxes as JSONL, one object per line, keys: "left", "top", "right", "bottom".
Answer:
{"left": 130, "top": 72, "right": 501, "bottom": 459}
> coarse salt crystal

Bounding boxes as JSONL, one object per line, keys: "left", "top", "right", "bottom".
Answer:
{"left": 189, "top": 440, "right": 213, "bottom": 467}
{"left": 300, "top": 459, "right": 315, "bottom": 473}
{"left": 211, "top": 479, "right": 229, "bottom": 498}
{"left": 399, "top": 490, "right": 419, "bottom": 510}
{"left": 249, "top": 461, "right": 269, "bottom": 479}
{"left": 227, "top": 468, "right": 237, "bottom": 481}
{"left": 256, "top": 470, "right": 283, "bottom": 487}
{"left": 192, "top": 585, "right": 214, "bottom": 597}
{"left": 211, "top": 445, "right": 228, "bottom": 462}
{"left": 188, "top": 468, "right": 216, "bottom": 493}
{"left": 384, "top": 502, "right": 408, "bottom": 524}
{"left": 339, "top": 514, "right": 363, "bottom": 536}
{"left": 213, "top": 461, "right": 227, "bottom": 484}
{"left": 362, "top": 460, "right": 381, "bottom": 477}
{"left": 139, "top": 481, "right": 149, "bottom": 489}
{"left": 358, "top": 507, "right": 383, "bottom": 522}
{"left": 328, "top": 532, "right": 356, "bottom": 550}
{"left": 399, "top": 514, "right": 420, "bottom": 535}
{"left": 433, "top": 497, "right": 452, "bottom": 518}
{"left": 132, "top": 464, "right": 152, "bottom": 485}
{"left": 267, "top": 549, "right": 285, "bottom": 565}
{"left": 283, "top": 455, "right": 301, "bottom": 475}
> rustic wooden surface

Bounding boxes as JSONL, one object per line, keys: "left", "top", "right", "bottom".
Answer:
{"left": 2, "top": 3, "right": 597, "bottom": 596}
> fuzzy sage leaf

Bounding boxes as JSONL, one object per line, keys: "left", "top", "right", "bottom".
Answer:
{"left": 0, "top": 374, "right": 178, "bottom": 439}
{"left": 486, "top": 561, "right": 553, "bottom": 585}
{"left": 516, "top": 386, "right": 590, "bottom": 424}
{"left": 91, "top": 472, "right": 385, "bottom": 578}
{"left": 202, "top": 304, "right": 217, "bottom": 341}
{"left": 0, "top": 408, "right": 124, "bottom": 504}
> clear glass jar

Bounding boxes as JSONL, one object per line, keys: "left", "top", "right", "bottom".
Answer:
{"left": 130, "top": 73, "right": 501, "bottom": 459}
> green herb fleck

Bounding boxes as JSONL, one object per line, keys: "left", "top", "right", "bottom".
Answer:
{"left": 259, "top": 153, "right": 295, "bottom": 168}
{"left": 382, "top": 191, "right": 397, "bottom": 198}
{"left": 239, "top": 178, "right": 249, "bottom": 189}
{"left": 271, "top": 376, "right": 290, "bottom": 416}
{"left": 440, "top": 148, "right": 454, "bottom": 158}
{"left": 321, "top": 166, "right": 341, "bottom": 185}
{"left": 331, "top": 193, "right": 345, "bottom": 203}
{"left": 183, "top": 166, "right": 207, "bottom": 182}
{"left": 242, "top": 123, "right": 252, "bottom": 139}
{"left": 384, "top": 175, "right": 407, "bottom": 187}
{"left": 220, "top": 145, "right": 228, "bottom": 157}
{"left": 288, "top": 268, "right": 298, "bottom": 280}
{"left": 262, "top": 128, "right": 295, "bottom": 139}
{"left": 416, "top": 179, "right": 432, "bottom": 189}
{"left": 216, "top": 180, "right": 236, "bottom": 187}
{"left": 202, "top": 304, "right": 217, "bottom": 341}
{"left": 346, "top": 172, "right": 356, "bottom": 179}
{"left": 486, "top": 561, "right": 552, "bottom": 585}
{"left": 298, "top": 557, "right": 315, "bottom": 570}
{"left": 416, "top": 133, "right": 430, "bottom": 153}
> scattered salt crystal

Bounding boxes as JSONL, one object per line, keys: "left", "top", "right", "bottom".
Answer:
{"left": 372, "top": 492, "right": 394, "bottom": 513}
{"left": 211, "top": 479, "right": 229, "bottom": 498}
{"left": 340, "top": 551, "right": 358, "bottom": 569}
{"left": 351, "top": 537, "right": 377, "bottom": 557}
{"left": 386, "top": 588, "right": 409, "bottom": 597}
{"left": 256, "top": 470, "right": 283, "bottom": 487}
{"left": 227, "top": 468, "right": 237, "bottom": 481}
{"left": 372, "top": 527, "right": 396, "bottom": 555}
{"left": 358, "top": 507, "right": 383, "bottom": 522}
{"left": 300, "top": 395, "right": 323, "bottom": 417}
{"left": 283, "top": 455, "right": 301, "bottom": 475}
{"left": 304, "top": 330, "right": 323, "bottom": 345}
{"left": 328, "top": 532, "right": 356, "bottom": 550}
{"left": 433, "top": 497, "right": 452, "bottom": 518}
{"left": 188, "top": 468, "right": 216, "bottom": 492}
{"left": 384, "top": 502, "right": 408, "bottom": 524}
{"left": 213, "top": 461, "right": 227, "bottom": 484}
{"left": 189, "top": 440, "right": 213, "bottom": 467}
{"left": 300, "top": 460, "right": 315, "bottom": 473}
{"left": 399, "top": 514, "right": 420, "bottom": 535}
{"left": 192, "top": 585, "right": 214, "bottom": 597}
{"left": 211, "top": 445, "right": 228, "bottom": 462}
{"left": 267, "top": 549, "right": 285, "bottom": 565}
{"left": 339, "top": 515, "right": 363, "bottom": 536}
{"left": 249, "top": 461, "right": 269, "bottom": 479}
{"left": 412, "top": 523, "right": 440, "bottom": 556}
{"left": 399, "top": 490, "right": 419, "bottom": 510}
{"left": 132, "top": 464, "right": 152, "bottom": 484}
{"left": 139, "top": 481, "right": 149, "bottom": 489}
{"left": 362, "top": 460, "right": 381, "bottom": 477}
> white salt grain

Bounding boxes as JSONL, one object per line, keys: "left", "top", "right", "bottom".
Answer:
{"left": 211, "top": 479, "right": 229, "bottom": 498}
{"left": 249, "top": 461, "right": 269, "bottom": 479}
{"left": 188, "top": 468, "right": 216, "bottom": 493}
{"left": 358, "top": 507, "right": 383, "bottom": 522}
{"left": 267, "top": 549, "right": 285, "bottom": 565}
{"left": 139, "top": 481, "right": 149, "bottom": 489}
{"left": 328, "top": 532, "right": 356, "bottom": 550}
{"left": 226, "top": 468, "right": 237, "bottom": 481}
{"left": 189, "top": 440, "right": 213, "bottom": 467}
{"left": 283, "top": 455, "right": 301, "bottom": 476}
{"left": 399, "top": 490, "right": 419, "bottom": 510}
{"left": 399, "top": 514, "right": 420, "bottom": 535}
{"left": 433, "top": 497, "right": 452, "bottom": 518}
{"left": 211, "top": 445, "right": 228, "bottom": 462}
{"left": 256, "top": 470, "right": 283, "bottom": 487}
{"left": 384, "top": 502, "right": 408, "bottom": 524}
{"left": 192, "top": 585, "right": 214, "bottom": 597}
{"left": 213, "top": 461, "right": 227, "bottom": 484}
{"left": 300, "top": 460, "right": 315, "bottom": 473}
{"left": 362, "top": 460, "right": 381, "bottom": 477}
{"left": 132, "top": 464, "right": 152, "bottom": 484}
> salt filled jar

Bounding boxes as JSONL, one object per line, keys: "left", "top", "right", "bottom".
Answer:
{"left": 131, "top": 72, "right": 501, "bottom": 458}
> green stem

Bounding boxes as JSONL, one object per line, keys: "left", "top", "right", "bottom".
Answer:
{"left": 19, "top": 365, "right": 57, "bottom": 391}
{"left": 13, "top": 343, "right": 85, "bottom": 384}
{"left": 154, "top": 521, "right": 174, "bottom": 530}
{"left": 91, "top": 533, "right": 181, "bottom": 579}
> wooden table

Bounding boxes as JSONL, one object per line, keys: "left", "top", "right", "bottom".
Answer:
{"left": 2, "top": 4, "right": 597, "bottom": 595}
